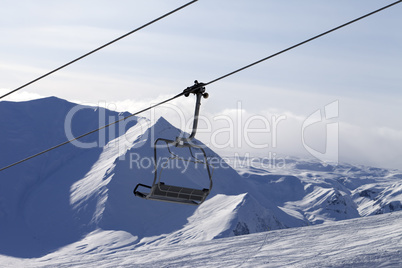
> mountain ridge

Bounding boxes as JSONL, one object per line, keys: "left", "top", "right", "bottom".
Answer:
{"left": 0, "top": 97, "right": 401, "bottom": 260}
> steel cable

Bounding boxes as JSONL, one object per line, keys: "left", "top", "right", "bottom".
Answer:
{"left": 0, "top": 0, "right": 198, "bottom": 100}
{"left": 1, "top": 0, "right": 401, "bottom": 172}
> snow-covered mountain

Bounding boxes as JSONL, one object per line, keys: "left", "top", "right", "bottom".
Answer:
{"left": 0, "top": 97, "right": 138, "bottom": 257}
{"left": 0, "top": 97, "right": 401, "bottom": 264}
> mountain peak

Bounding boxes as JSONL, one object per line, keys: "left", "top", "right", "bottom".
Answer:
{"left": 1, "top": 97, "right": 402, "bottom": 260}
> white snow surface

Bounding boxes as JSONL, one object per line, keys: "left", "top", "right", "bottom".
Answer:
{"left": 1, "top": 211, "right": 401, "bottom": 267}
{"left": 0, "top": 97, "right": 401, "bottom": 267}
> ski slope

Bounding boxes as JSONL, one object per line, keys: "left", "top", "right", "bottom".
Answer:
{"left": 1, "top": 211, "right": 401, "bottom": 267}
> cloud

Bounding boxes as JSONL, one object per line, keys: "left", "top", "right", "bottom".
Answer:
{"left": 0, "top": 89, "right": 46, "bottom": 102}
{"left": 1, "top": 0, "right": 401, "bottom": 169}
{"left": 338, "top": 123, "right": 402, "bottom": 169}
{"left": 2, "top": 90, "right": 401, "bottom": 169}
{"left": 89, "top": 93, "right": 402, "bottom": 169}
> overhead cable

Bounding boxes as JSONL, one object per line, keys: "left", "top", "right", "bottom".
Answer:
{"left": 0, "top": 92, "right": 185, "bottom": 172}
{"left": 1, "top": 0, "right": 401, "bottom": 172}
{"left": 0, "top": 0, "right": 198, "bottom": 100}
{"left": 204, "top": 0, "right": 402, "bottom": 86}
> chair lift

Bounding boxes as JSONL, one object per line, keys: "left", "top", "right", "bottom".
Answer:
{"left": 133, "top": 81, "right": 213, "bottom": 205}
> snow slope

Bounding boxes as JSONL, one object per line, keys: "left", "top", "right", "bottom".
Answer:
{"left": 1, "top": 211, "right": 401, "bottom": 267}
{"left": 0, "top": 97, "right": 401, "bottom": 265}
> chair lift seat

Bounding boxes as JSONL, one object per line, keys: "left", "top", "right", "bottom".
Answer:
{"left": 134, "top": 182, "right": 210, "bottom": 205}
{"left": 133, "top": 81, "right": 212, "bottom": 205}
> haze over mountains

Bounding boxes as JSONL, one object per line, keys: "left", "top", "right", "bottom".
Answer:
{"left": 0, "top": 97, "right": 401, "bottom": 266}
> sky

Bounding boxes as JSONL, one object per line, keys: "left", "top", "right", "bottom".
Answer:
{"left": 0, "top": 0, "right": 401, "bottom": 169}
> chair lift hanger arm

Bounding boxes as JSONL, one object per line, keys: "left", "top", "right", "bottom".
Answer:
{"left": 181, "top": 80, "right": 209, "bottom": 141}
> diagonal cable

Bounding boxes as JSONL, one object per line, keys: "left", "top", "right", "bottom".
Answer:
{"left": 1, "top": 0, "right": 401, "bottom": 172}
{"left": 204, "top": 0, "right": 402, "bottom": 86}
{"left": 0, "top": 92, "right": 184, "bottom": 172}
{"left": 0, "top": 0, "right": 198, "bottom": 100}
